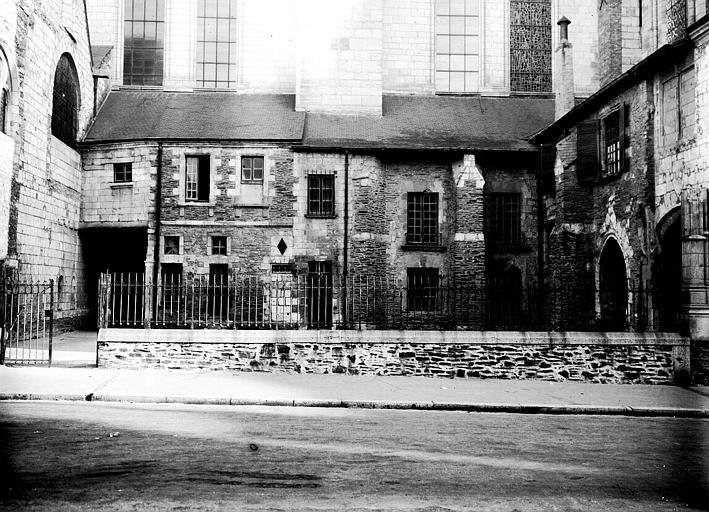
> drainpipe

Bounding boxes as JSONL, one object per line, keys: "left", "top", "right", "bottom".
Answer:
{"left": 342, "top": 150, "right": 349, "bottom": 329}
{"left": 537, "top": 146, "right": 546, "bottom": 328}
{"left": 150, "top": 142, "right": 163, "bottom": 327}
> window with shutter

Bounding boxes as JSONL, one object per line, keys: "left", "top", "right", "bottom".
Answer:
{"left": 576, "top": 119, "right": 599, "bottom": 184}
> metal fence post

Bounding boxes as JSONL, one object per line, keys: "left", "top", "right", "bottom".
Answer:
{"left": 48, "top": 279, "right": 54, "bottom": 367}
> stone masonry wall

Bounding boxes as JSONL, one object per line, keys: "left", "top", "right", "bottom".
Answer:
{"left": 99, "top": 338, "right": 677, "bottom": 384}
{"left": 2, "top": 0, "right": 93, "bottom": 305}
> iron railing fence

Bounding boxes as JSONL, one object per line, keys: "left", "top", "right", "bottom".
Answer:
{"left": 98, "top": 272, "right": 659, "bottom": 332}
{"left": 0, "top": 280, "right": 54, "bottom": 365}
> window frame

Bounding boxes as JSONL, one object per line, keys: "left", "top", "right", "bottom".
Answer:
{"left": 241, "top": 156, "right": 264, "bottom": 183}
{"left": 196, "top": 0, "right": 237, "bottom": 89}
{"left": 210, "top": 235, "right": 228, "bottom": 256}
{"left": 488, "top": 192, "right": 523, "bottom": 249}
{"left": 602, "top": 109, "right": 622, "bottom": 178}
{"left": 113, "top": 162, "right": 133, "bottom": 183}
{"left": 163, "top": 236, "right": 181, "bottom": 255}
{"left": 306, "top": 174, "right": 336, "bottom": 217}
{"left": 407, "top": 267, "right": 440, "bottom": 312}
{"left": 406, "top": 192, "right": 440, "bottom": 246}
{"left": 124, "top": 0, "right": 165, "bottom": 86}
{"left": 434, "top": 0, "right": 481, "bottom": 93}
{"left": 185, "top": 155, "right": 211, "bottom": 203}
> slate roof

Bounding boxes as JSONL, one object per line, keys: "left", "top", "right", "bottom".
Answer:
{"left": 84, "top": 91, "right": 305, "bottom": 143}
{"left": 303, "top": 95, "right": 554, "bottom": 151}
{"left": 84, "top": 90, "right": 553, "bottom": 151}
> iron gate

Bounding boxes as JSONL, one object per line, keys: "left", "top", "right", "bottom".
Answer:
{"left": 0, "top": 280, "right": 54, "bottom": 365}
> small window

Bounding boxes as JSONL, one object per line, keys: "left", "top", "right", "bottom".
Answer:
{"left": 211, "top": 236, "right": 227, "bottom": 255}
{"left": 164, "top": 236, "right": 180, "bottom": 255}
{"left": 307, "top": 174, "right": 335, "bottom": 217}
{"left": 185, "top": 155, "right": 210, "bottom": 202}
{"left": 241, "top": 156, "right": 264, "bottom": 183}
{"left": 407, "top": 268, "right": 439, "bottom": 312}
{"left": 114, "top": 162, "right": 132, "bottom": 183}
{"left": 272, "top": 263, "right": 294, "bottom": 274}
{"left": 603, "top": 110, "right": 621, "bottom": 178}
{"left": 0, "top": 86, "right": 8, "bottom": 134}
{"left": 407, "top": 192, "right": 439, "bottom": 245}
{"left": 489, "top": 193, "right": 522, "bottom": 247}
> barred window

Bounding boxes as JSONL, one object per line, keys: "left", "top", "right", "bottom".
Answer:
{"left": 604, "top": 110, "right": 621, "bottom": 177}
{"left": 434, "top": 0, "right": 480, "bottom": 93}
{"left": 51, "top": 54, "right": 80, "bottom": 147}
{"left": 407, "top": 268, "right": 439, "bottom": 312}
{"left": 164, "top": 236, "right": 180, "bottom": 255}
{"left": 185, "top": 155, "right": 210, "bottom": 202}
{"left": 407, "top": 192, "right": 439, "bottom": 245}
{"left": 211, "top": 236, "right": 227, "bottom": 255}
{"left": 489, "top": 193, "right": 522, "bottom": 247}
{"left": 196, "top": 0, "right": 237, "bottom": 88}
{"left": 307, "top": 174, "right": 335, "bottom": 216}
{"left": 124, "top": 0, "right": 165, "bottom": 86}
{"left": 113, "top": 162, "right": 132, "bottom": 183}
{"left": 241, "top": 156, "right": 264, "bottom": 183}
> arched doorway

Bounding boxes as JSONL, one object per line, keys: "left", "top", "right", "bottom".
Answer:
{"left": 656, "top": 213, "right": 682, "bottom": 331}
{"left": 599, "top": 238, "right": 628, "bottom": 331}
{"left": 487, "top": 260, "right": 522, "bottom": 329}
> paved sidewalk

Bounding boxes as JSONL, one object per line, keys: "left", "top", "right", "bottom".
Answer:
{"left": 2, "top": 330, "right": 708, "bottom": 417}
{"left": 1, "top": 364, "right": 708, "bottom": 417}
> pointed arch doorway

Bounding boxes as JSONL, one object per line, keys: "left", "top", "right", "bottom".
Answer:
{"left": 599, "top": 238, "right": 628, "bottom": 331}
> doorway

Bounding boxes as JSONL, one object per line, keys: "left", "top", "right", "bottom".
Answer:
{"left": 307, "top": 261, "right": 332, "bottom": 328}
{"left": 599, "top": 238, "right": 628, "bottom": 331}
{"left": 656, "top": 214, "right": 682, "bottom": 331}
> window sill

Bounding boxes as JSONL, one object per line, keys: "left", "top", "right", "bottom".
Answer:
{"left": 305, "top": 214, "right": 337, "bottom": 219}
{"left": 178, "top": 201, "right": 215, "bottom": 207}
{"left": 401, "top": 244, "right": 446, "bottom": 252}
{"left": 110, "top": 182, "right": 134, "bottom": 189}
{"left": 236, "top": 203, "right": 269, "bottom": 209}
{"left": 595, "top": 172, "right": 623, "bottom": 185}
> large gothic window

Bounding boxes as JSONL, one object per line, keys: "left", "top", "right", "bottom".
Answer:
{"left": 51, "top": 53, "right": 80, "bottom": 147}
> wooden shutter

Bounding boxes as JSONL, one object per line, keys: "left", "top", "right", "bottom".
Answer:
{"left": 576, "top": 119, "right": 599, "bottom": 184}
{"left": 621, "top": 103, "right": 630, "bottom": 173}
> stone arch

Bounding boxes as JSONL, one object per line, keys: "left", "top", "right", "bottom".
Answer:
{"left": 0, "top": 40, "right": 19, "bottom": 135}
{"left": 51, "top": 53, "right": 81, "bottom": 147}
{"left": 654, "top": 207, "right": 681, "bottom": 331}
{"left": 598, "top": 236, "right": 628, "bottom": 330}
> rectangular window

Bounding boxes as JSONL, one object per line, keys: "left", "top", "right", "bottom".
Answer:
{"left": 272, "top": 263, "right": 294, "bottom": 274}
{"left": 434, "top": 0, "right": 480, "bottom": 93}
{"left": 407, "top": 192, "right": 439, "bottom": 245}
{"left": 407, "top": 268, "right": 439, "bottom": 312}
{"left": 603, "top": 110, "right": 621, "bottom": 178}
{"left": 211, "top": 236, "right": 227, "bottom": 255}
{"left": 510, "top": 0, "right": 552, "bottom": 93}
{"left": 489, "top": 193, "right": 522, "bottom": 247}
{"left": 185, "top": 155, "right": 210, "bottom": 202}
{"left": 307, "top": 174, "right": 335, "bottom": 217}
{"left": 241, "top": 156, "right": 264, "bottom": 183}
{"left": 196, "top": 0, "right": 237, "bottom": 88}
{"left": 679, "top": 67, "right": 696, "bottom": 140}
{"left": 113, "top": 162, "right": 132, "bottom": 183}
{"left": 164, "top": 236, "right": 180, "bottom": 255}
{"left": 124, "top": 0, "right": 165, "bottom": 86}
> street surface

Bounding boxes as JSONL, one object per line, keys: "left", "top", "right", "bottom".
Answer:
{"left": 1, "top": 401, "right": 707, "bottom": 511}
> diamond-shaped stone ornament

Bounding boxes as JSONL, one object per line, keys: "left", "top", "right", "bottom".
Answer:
{"left": 277, "top": 238, "right": 288, "bottom": 255}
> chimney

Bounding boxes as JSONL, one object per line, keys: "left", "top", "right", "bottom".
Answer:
{"left": 555, "top": 17, "right": 575, "bottom": 120}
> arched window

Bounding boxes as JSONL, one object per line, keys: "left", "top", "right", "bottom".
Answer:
{"left": 51, "top": 53, "right": 80, "bottom": 147}
{"left": 0, "top": 47, "right": 11, "bottom": 134}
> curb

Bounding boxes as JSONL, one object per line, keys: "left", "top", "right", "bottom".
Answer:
{"left": 1, "top": 393, "right": 708, "bottom": 418}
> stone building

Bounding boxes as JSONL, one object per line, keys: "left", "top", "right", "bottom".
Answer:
{"left": 531, "top": 0, "right": 709, "bottom": 381}
{"left": 0, "top": 0, "right": 110, "bottom": 326}
{"left": 76, "top": 0, "right": 599, "bottom": 328}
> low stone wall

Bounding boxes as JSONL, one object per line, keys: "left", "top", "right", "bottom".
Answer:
{"left": 98, "top": 329, "right": 690, "bottom": 384}
{"left": 691, "top": 343, "right": 709, "bottom": 385}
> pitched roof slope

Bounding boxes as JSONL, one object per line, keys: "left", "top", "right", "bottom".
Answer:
{"left": 303, "top": 95, "right": 554, "bottom": 151}
{"left": 84, "top": 91, "right": 305, "bottom": 142}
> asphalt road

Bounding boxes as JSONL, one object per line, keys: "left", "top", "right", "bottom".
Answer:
{"left": 1, "top": 401, "right": 707, "bottom": 511}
